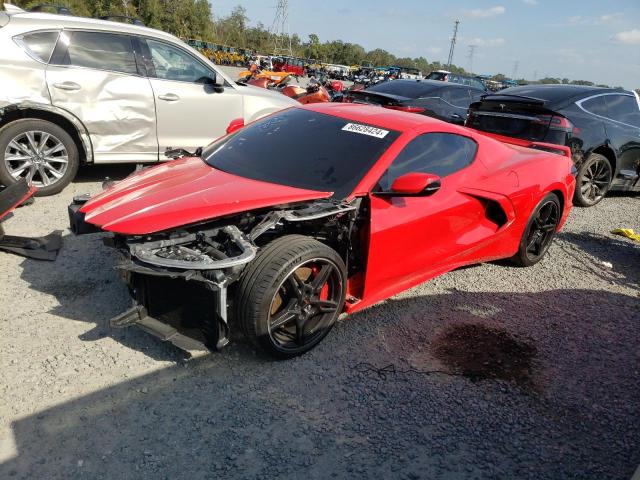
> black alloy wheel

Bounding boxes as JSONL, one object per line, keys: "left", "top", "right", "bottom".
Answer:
{"left": 267, "top": 258, "right": 343, "bottom": 351}
{"left": 236, "top": 235, "right": 347, "bottom": 358}
{"left": 512, "top": 192, "right": 561, "bottom": 267}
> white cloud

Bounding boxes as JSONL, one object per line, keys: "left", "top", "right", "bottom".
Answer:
{"left": 613, "top": 29, "right": 640, "bottom": 45}
{"left": 466, "top": 37, "right": 506, "bottom": 47}
{"left": 600, "top": 12, "right": 622, "bottom": 22}
{"left": 461, "top": 6, "right": 505, "bottom": 19}
{"left": 522, "top": 0, "right": 538, "bottom": 5}
{"left": 568, "top": 15, "right": 583, "bottom": 24}
{"left": 426, "top": 46, "right": 442, "bottom": 55}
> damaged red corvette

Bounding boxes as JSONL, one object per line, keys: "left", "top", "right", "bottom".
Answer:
{"left": 69, "top": 104, "right": 575, "bottom": 358}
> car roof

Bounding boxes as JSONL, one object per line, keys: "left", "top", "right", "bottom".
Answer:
{"left": 382, "top": 79, "right": 467, "bottom": 88}
{"left": 300, "top": 103, "right": 463, "bottom": 133}
{"left": 7, "top": 11, "right": 178, "bottom": 42}
{"left": 493, "top": 84, "right": 624, "bottom": 105}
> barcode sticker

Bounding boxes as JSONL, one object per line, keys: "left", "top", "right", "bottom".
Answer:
{"left": 342, "top": 123, "right": 389, "bottom": 138}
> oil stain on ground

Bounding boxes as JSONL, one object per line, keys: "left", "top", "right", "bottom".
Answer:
{"left": 432, "top": 324, "right": 537, "bottom": 384}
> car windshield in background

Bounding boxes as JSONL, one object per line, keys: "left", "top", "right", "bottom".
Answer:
{"left": 203, "top": 108, "right": 400, "bottom": 198}
{"left": 426, "top": 72, "right": 447, "bottom": 81}
{"left": 367, "top": 80, "right": 442, "bottom": 99}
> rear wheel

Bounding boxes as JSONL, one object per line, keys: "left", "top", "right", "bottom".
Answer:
{"left": 511, "top": 193, "right": 561, "bottom": 267}
{"left": 235, "top": 235, "right": 346, "bottom": 358}
{"left": 573, "top": 153, "right": 612, "bottom": 207}
{"left": 0, "top": 119, "right": 79, "bottom": 196}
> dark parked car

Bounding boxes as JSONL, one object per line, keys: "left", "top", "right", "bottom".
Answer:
{"left": 425, "top": 70, "right": 487, "bottom": 91}
{"left": 467, "top": 85, "right": 640, "bottom": 206}
{"left": 346, "top": 79, "right": 485, "bottom": 125}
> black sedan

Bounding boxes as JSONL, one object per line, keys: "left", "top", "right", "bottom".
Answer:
{"left": 466, "top": 85, "right": 640, "bottom": 206}
{"left": 346, "top": 79, "right": 485, "bottom": 125}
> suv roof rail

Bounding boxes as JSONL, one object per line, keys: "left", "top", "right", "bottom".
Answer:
{"left": 28, "top": 4, "right": 72, "bottom": 15}
{"left": 98, "top": 14, "right": 145, "bottom": 26}
{"left": 4, "top": 3, "right": 26, "bottom": 14}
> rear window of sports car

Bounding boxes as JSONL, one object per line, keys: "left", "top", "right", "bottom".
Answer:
{"left": 202, "top": 108, "right": 400, "bottom": 198}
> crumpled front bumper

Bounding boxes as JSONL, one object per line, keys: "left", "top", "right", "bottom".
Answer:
{"left": 110, "top": 305, "right": 213, "bottom": 351}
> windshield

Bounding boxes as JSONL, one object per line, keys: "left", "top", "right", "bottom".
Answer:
{"left": 202, "top": 108, "right": 399, "bottom": 199}
{"left": 426, "top": 72, "right": 447, "bottom": 81}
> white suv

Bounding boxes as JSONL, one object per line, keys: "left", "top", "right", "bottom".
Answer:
{"left": 0, "top": 7, "right": 296, "bottom": 195}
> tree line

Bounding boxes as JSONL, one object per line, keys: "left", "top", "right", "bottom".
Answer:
{"left": 7, "top": 1, "right": 631, "bottom": 89}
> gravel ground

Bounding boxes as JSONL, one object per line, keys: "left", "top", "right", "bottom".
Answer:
{"left": 0, "top": 78, "right": 639, "bottom": 478}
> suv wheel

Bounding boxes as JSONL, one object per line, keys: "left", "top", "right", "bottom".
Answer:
{"left": 0, "top": 119, "right": 79, "bottom": 196}
{"left": 573, "top": 153, "right": 612, "bottom": 207}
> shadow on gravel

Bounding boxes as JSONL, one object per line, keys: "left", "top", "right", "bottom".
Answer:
{"left": 18, "top": 232, "right": 190, "bottom": 362}
{"left": 2, "top": 288, "right": 639, "bottom": 479}
{"left": 557, "top": 231, "right": 640, "bottom": 290}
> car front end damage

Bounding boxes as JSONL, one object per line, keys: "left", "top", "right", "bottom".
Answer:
{"left": 69, "top": 196, "right": 361, "bottom": 351}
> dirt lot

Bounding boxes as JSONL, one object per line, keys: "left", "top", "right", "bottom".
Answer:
{"left": 0, "top": 92, "right": 639, "bottom": 479}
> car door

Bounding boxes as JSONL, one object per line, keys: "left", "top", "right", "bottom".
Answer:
{"left": 139, "top": 37, "right": 243, "bottom": 154}
{"left": 46, "top": 30, "right": 158, "bottom": 163}
{"left": 364, "top": 132, "right": 492, "bottom": 300}
{"left": 601, "top": 93, "right": 640, "bottom": 183}
{"left": 441, "top": 88, "right": 471, "bottom": 124}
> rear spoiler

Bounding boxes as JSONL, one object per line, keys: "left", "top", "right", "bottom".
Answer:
{"left": 471, "top": 129, "right": 572, "bottom": 159}
{"left": 479, "top": 93, "right": 546, "bottom": 105}
{"left": 3, "top": 3, "right": 26, "bottom": 14}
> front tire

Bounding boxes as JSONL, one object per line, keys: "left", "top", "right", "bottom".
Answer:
{"left": 0, "top": 119, "right": 79, "bottom": 196}
{"left": 511, "top": 192, "right": 561, "bottom": 267}
{"left": 573, "top": 153, "right": 612, "bottom": 207}
{"left": 235, "top": 235, "right": 346, "bottom": 359}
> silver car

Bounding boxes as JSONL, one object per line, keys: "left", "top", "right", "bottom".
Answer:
{"left": 0, "top": 7, "right": 296, "bottom": 195}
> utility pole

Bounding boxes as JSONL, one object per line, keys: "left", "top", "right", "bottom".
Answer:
{"left": 467, "top": 44, "right": 477, "bottom": 74}
{"left": 269, "top": 0, "right": 292, "bottom": 56}
{"left": 512, "top": 60, "right": 519, "bottom": 80}
{"left": 446, "top": 20, "right": 459, "bottom": 69}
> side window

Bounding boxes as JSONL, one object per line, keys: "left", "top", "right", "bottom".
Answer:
{"left": 469, "top": 89, "right": 484, "bottom": 103}
{"left": 471, "top": 79, "right": 485, "bottom": 90}
{"left": 58, "top": 31, "right": 137, "bottom": 75}
{"left": 581, "top": 96, "right": 608, "bottom": 117}
{"left": 443, "top": 88, "right": 471, "bottom": 107}
{"left": 145, "top": 39, "right": 214, "bottom": 83}
{"left": 604, "top": 95, "right": 640, "bottom": 127}
{"left": 378, "top": 133, "right": 478, "bottom": 190}
{"left": 16, "top": 31, "right": 59, "bottom": 63}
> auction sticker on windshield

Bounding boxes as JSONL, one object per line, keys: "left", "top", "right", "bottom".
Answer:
{"left": 342, "top": 123, "right": 389, "bottom": 138}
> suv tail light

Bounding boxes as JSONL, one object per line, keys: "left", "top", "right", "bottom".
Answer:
{"left": 534, "top": 114, "right": 579, "bottom": 134}
{"left": 383, "top": 105, "right": 426, "bottom": 114}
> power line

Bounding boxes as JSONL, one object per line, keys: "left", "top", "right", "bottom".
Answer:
{"left": 269, "top": 0, "right": 292, "bottom": 56}
{"left": 467, "top": 44, "right": 477, "bottom": 74}
{"left": 446, "top": 19, "right": 459, "bottom": 68}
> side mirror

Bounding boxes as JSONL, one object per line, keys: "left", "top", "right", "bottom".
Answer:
{"left": 378, "top": 172, "right": 441, "bottom": 197}
{"left": 226, "top": 117, "right": 244, "bottom": 135}
{"left": 207, "top": 72, "right": 225, "bottom": 93}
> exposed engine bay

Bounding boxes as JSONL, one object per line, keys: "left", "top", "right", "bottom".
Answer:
{"left": 90, "top": 198, "right": 364, "bottom": 351}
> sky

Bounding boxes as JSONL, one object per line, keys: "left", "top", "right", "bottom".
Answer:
{"left": 210, "top": 0, "right": 640, "bottom": 90}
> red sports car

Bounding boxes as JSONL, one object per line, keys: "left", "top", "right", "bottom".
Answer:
{"left": 69, "top": 104, "right": 575, "bottom": 358}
